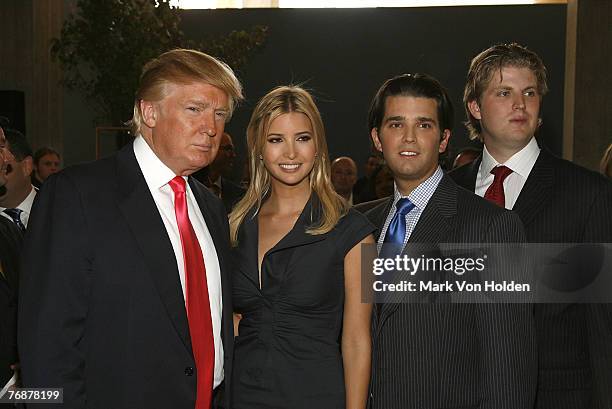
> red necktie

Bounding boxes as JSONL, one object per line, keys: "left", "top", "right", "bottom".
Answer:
{"left": 484, "top": 165, "right": 513, "bottom": 207}
{"left": 169, "top": 176, "right": 214, "bottom": 409}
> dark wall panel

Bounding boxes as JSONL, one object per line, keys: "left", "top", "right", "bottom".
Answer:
{"left": 181, "top": 5, "right": 566, "bottom": 176}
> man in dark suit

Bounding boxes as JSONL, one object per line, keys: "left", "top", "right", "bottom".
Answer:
{"left": 0, "top": 125, "right": 23, "bottom": 399}
{"left": 357, "top": 73, "right": 537, "bottom": 409}
{"left": 19, "top": 49, "right": 243, "bottom": 409}
{"left": 449, "top": 43, "right": 612, "bottom": 408}
{"left": 194, "top": 132, "right": 244, "bottom": 213}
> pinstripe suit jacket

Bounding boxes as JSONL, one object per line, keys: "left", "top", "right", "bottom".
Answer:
{"left": 357, "top": 175, "right": 537, "bottom": 409}
{"left": 449, "top": 148, "right": 612, "bottom": 409}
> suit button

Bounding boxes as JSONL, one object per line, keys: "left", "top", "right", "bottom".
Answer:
{"left": 185, "top": 367, "right": 194, "bottom": 376}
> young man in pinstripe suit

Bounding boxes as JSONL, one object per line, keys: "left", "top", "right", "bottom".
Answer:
{"left": 357, "top": 73, "right": 537, "bottom": 409}
{"left": 450, "top": 43, "right": 612, "bottom": 409}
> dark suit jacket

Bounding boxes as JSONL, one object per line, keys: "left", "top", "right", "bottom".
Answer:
{"left": 449, "top": 149, "right": 612, "bottom": 409}
{"left": 356, "top": 175, "right": 537, "bottom": 409}
{"left": 0, "top": 217, "right": 22, "bottom": 387}
{"left": 18, "top": 144, "right": 234, "bottom": 409}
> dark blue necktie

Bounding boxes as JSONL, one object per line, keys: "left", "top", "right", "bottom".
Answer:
{"left": 381, "top": 198, "right": 415, "bottom": 256}
{"left": 3, "top": 208, "right": 25, "bottom": 232}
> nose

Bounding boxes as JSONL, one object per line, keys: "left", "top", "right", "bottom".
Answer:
{"left": 285, "top": 140, "right": 296, "bottom": 159}
{"left": 401, "top": 128, "right": 416, "bottom": 143}
{"left": 513, "top": 94, "right": 526, "bottom": 110}
{"left": 200, "top": 112, "right": 218, "bottom": 137}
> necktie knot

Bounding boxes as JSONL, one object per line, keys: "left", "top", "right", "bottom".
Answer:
{"left": 484, "top": 165, "right": 513, "bottom": 207}
{"left": 395, "top": 198, "right": 415, "bottom": 216}
{"left": 3, "top": 208, "right": 25, "bottom": 232}
{"left": 490, "top": 165, "right": 513, "bottom": 183}
{"left": 168, "top": 176, "right": 186, "bottom": 194}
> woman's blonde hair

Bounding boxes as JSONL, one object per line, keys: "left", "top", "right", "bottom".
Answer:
{"left": 229, "top": 86, "right": 348, "bottom": 245}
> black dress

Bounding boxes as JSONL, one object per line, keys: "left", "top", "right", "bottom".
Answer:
{"left": 231, "top": 195, "right": 375, "bottom": 409}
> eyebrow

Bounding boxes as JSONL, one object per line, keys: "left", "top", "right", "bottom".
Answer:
{"left": 383, "top": 115, "right": 405, "bottom": 123}
{"left": 494, "top": 84, "right": 537, "bottom": 91}
{"left": 267, "top": 130, "right": 312, "bottom": 137}
{"left": 184, "top": 100, "right": 229, "bottom": 111}
{"left": 383, "top": 115, "right": 437, "bottom": 124}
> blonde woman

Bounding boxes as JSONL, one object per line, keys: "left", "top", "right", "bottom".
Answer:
{"left": 229, "top": 86, "right": 374, "bottom": 409}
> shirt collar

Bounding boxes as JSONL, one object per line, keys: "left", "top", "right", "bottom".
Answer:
{"left": 19, "top": 187, "right": 36, "bottom": 213}
{"left": 393, "top": 166, "right": 444, "bottom": 211}
{"left": 481, "top": 137, "right": 540, "bottom": 179}
{"left": 133, "top": 135, "right": 181, "bottom": 190}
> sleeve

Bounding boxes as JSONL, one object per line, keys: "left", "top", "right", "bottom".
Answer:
{"left": 336, "top": 209, "right": 376, "bottom": 256}
{"left": 478, "top": 210, "right": 538, "bottom": 409}
{"left": 18, "top": 172, "right": 93, "bottom": 408}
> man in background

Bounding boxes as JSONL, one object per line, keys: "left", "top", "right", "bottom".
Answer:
{"left": 0, "top": 128, "right": 36, "bottom": 232}
{"left": 331, "top": 156, "right": 358, "bottom": 205}
{"left": 353, "top": 153, "right": 381, "bottom": 203}
{"left": 31, "top": 146, "right": 61, "bottom": 189}
{"left": 194, "top": 132, "right": 244, "bottom": 213}
{"left": 0, "top": 124, "right": 23, "bottom": 403}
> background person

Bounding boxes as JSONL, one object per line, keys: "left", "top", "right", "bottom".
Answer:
{"left": 31, "top": 146, "right": 61, "bottom": 189}
{"left": 331, "top": 156, "right": 358, "bottom": 204}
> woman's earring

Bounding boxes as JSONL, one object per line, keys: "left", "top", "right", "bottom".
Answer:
{"left": 259, "top": 154, "right": 263, "bottom": 160}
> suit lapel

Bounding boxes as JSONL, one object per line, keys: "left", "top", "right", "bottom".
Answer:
{"left": 115, "top": 145, "right": 192, "bottom": 354}
{"left": 377, "top": 176, "right": 458, "bottom": 332}
{"left": 512, "top": 149, "right": 554, "bottom": 228}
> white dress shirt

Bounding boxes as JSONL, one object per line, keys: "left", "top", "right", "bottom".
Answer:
{"left": 475, "top": 137, "right": 540, "bottom": 210}
{"left": 0, "top": 186, "right": 36, "bottom": 227}
{"left": 133, "top": 136, "right": 224, "bottom": 387}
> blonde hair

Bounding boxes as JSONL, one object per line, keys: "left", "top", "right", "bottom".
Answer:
{"left": 464, "top": 43, "right": 548, "bottom": 141}
{"left": 229, "top": 86, "right": 348, "bottom": 245}
{"left": 129, "top": 48, "right": 243, "bottom": 135}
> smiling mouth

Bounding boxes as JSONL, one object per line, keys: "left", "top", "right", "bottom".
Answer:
{"left": 279, "top": 163, "right": 301, "bottom": 170}
{"left": 399, "top": 151, "right": 418, "bottom": 157}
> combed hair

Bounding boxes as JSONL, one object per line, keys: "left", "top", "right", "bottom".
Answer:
{"left": 464, "top": 43, "right": 548, "bottom": 141}
{"left": 129, "top": 48, "right": 243, "bottom": 135}
{"left": 368, "top": 73, "right": 454, "bottom": 134}
{"left": 229, "top": 86, "right": 348, "bottom": 246}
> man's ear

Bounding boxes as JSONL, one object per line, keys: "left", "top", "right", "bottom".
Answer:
{"left": 467, "top": 100, "right": 482, "bottom": 120}
{"left": 370, "top": 128, "right": 383, "bottom": 153}
{"left": 21, "top": 156, "right": 33, "bottom": 177}
{"left": 439, "top": 129, "right": 451, "bottom": 154}
{"left": 140, "top": 100, "right": 158, "bottom": 128}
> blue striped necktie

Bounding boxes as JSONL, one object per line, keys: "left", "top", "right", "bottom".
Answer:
{"left": 381, "top": 198, "right": 415, "bottom": 256}
{"left": 3, "top": 208, "right": 25, "bottom": 232}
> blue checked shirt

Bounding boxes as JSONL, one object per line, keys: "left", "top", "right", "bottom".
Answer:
{"left": 378, "top": 166, "right": 443, "bottom": 249}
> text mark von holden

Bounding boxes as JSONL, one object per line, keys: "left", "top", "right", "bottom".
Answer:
{"left": 373, "top": 280, "right": 531, "bottom": 293}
